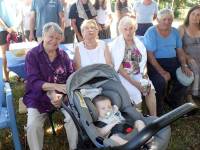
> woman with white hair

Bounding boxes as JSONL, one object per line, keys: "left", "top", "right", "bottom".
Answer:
{"left": 143, "top": 8, "right": 193, "bottom": 115}
{"left": 110, "top": 16, "right": 157, "bottom": 116}
{"left": 74, "top": 19, "right": 112, "bottom": 69}
{"left": 23, "top": 22, "right": 78, "bottom": 150}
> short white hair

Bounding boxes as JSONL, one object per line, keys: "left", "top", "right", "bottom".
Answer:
{"left": 118, "top": 16, "right": 138, "bottom": 34}
{"left": 42, "top": 22, "right": 63, "bottom": 37}
{"left": 157, "top": 8, "right": 174, "bottom": 20}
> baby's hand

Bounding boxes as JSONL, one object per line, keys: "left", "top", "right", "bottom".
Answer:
{"left": 134, "top": 120, "right": 146, "bottom": 132}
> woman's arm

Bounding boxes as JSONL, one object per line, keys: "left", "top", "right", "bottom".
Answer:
{"left": 176, "top": 48, "right": 193, "bottom": 76}
{"left": 71, "top": 19, "right": 83, "bottom": 41}
{"left": 118, "top": 65, "right": 143, "bottom": 91}
{"left": 42, "top": 83, "right": 67, "bottom": 94}
{"left": 104, "top": 44, "right": 113, "bottom": 67}
{"left": 147, "top": 51, "right": 171, "bottom": 81}
{"left": 73, "top": 46, "right": 81, "bottom": 70}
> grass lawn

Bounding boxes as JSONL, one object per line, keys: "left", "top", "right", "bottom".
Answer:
{"left": 0, "top": 78, "right": 200, "bottom": 150}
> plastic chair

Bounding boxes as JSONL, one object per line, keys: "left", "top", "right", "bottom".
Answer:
{"left": 0, "top": 58, "right": 21, "bottom": 150}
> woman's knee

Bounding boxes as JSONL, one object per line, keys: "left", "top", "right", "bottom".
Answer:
{"left": 26, "top": 121, "right": 43, "bottom": 134}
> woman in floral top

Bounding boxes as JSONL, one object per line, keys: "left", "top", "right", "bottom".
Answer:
{"left": 110, "top": 16, "right": 157, "bottom": 116}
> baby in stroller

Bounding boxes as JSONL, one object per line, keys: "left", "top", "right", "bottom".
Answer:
{"left": 66, "top": 64, "right": 171, "bottom": 149}
{"left": 93, "top": 95, "right": 147, "bottom": 146}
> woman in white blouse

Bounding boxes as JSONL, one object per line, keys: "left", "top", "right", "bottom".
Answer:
{"left": 74, "top": 19, "right": 112, "bottom": 69}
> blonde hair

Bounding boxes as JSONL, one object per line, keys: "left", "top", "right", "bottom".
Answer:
{"left": 157, "top": 8, "right": 174, "bottom": 20}
{"left": 80, "top": 19, "right": 99, "bottom": 34}
{"left": 118, "top": 16, "right": 138, "bottom": 34}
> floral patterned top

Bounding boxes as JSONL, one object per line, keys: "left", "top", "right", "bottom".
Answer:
{"left": 122, "top": 43, "right": 142, "bottom": 75}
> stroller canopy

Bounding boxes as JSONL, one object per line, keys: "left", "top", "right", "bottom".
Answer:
{"left": 66, "top": 64, "right": 120, "bottom": 101}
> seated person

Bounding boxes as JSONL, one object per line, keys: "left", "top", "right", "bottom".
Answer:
{"left": 143, "top": 8, "right": 193, "bottom": 115}
{"left": 93, "top": 95, "right": 147, "bottom": 146}
{"left": 23, "top": 22, "right": 77, "bottom": 150}
{"left": 74, "top": 19, "right": 112, "bottom": 69}
{"left": 178, "top": 5, "right": 200, "bottom": 99}
{"left": 110, "top": 16, "right": 157, "bottom": 116}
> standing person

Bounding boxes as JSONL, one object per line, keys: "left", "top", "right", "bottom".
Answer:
{"left": 110, "top": 16, "right": 157, "bottom": 116}
{"left": 0, "top": 0, "right": 21, "bottom": 82}
{"left": 115, "top": 0, "right": 133, "bottom": 35}
{"left": 133, "top": 0, "right": 158, "bottom": 36}
{"left": 69, "top": 0, "right": 97, "bottom": 42}
{"left": 29, "top": 0, "right": 64, "bottom": 42}
{"left": 178, "top": 5, "right": 200, "bottom": 99}
{"left": 23, "top": 22, "right": 78, "bottom": 150}
{"left": 94, "top": 0, "right": 113, "bottom": 39}
{"left": 73, "top": 19, "right": 112, "bottom": 69}
{"left": 144, "top": 9, "right": 193, "bottom": 115}
{"left": 60, "top": 0, "right": 75, "bottom": 43}
{"left": 21, "top": 0, "right": 36, "bottom": 41}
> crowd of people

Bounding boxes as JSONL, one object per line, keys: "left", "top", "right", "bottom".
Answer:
{"left": 0, "top": 0, "right": 200, "bottom": 150}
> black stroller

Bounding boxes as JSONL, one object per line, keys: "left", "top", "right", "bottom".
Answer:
{"left": 62, "top": 64, "right": 197, "bottom": 150}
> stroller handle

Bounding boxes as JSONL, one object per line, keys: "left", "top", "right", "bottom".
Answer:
{"left": 110, "top": 102, "right": 198, "bottom": 150}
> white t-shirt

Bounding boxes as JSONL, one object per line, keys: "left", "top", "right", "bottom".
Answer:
{"left": 78, "top": 40, "right": 106, "bottom": 67}
{"left": 134, "top": 0, "right": 158, "bottom": 23}
{"left": 96, "top": 7, "right": 111, "bottom": 25}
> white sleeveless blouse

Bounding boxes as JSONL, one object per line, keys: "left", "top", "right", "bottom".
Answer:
{"left": 78, "top": 40, "right": 106, "bottom": 67}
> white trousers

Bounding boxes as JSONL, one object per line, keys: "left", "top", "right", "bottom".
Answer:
{"left": 119, "top": 74, "right": 142, "bottom": 105}
{"left": 26, "top": 108, "right": 78, "bottom": 150}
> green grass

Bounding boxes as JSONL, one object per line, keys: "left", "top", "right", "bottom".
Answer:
{"left": 0, "top": 78, "right": 200, "bottom": 150}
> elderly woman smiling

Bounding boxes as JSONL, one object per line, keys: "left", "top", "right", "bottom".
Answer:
{"left": 110, "top": 16, "right": 157, "bottom": 116}
{"left": 74, "top": 19, "right": 112, "bottom": 69}
{"left": 23, "top": 22, "right": 77, "bottom": 150}
{"left": 144, "top": 9, "right": 193, "bottom": 115}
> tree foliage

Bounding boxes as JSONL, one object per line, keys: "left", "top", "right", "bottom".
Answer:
{"left": 157, "top": 0, "right": 200, "bottom": 18}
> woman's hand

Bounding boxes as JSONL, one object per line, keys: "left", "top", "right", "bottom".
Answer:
{"left": 134, "top": 81, "right": 143, "bottom": 92}
{"left": 77, "top": 34, "right": 83, "bottom": 41}
{"left": 181, "top": 65, "right": 193, "bottom": 77}
{"left": 47, "top": 90, "right": 63, "bottom": 108}
{"left": 42, "top": 83, "right": 67, "bottom": 94}
{"left": 134, "top": 81, "right": 148, "bottom": 95}
{"left": 54, "top": 84, "right": 67, "bottom": 94}
{"left": 6, "top": 27, "right": 14, "bottom": 33}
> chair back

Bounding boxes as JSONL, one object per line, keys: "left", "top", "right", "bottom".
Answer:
{"left": 0, "top": 58, "right": 22, "bottom": 150}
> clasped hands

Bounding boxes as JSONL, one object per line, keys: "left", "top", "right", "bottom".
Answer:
{"left": 47, "top": 84, "right": 67, "bottom": 108}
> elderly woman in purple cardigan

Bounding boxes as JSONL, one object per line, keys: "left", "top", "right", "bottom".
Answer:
{"left": 23, "top": 22, "right": 77, "bottom": 150}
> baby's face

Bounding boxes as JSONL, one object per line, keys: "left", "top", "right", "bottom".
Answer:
{"left": 96, "top": 99, "right": 112, "bottom": 118}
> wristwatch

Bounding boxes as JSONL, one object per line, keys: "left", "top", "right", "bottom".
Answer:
{"left": 182, "top": 64, "right": 188, "bottom": 67}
